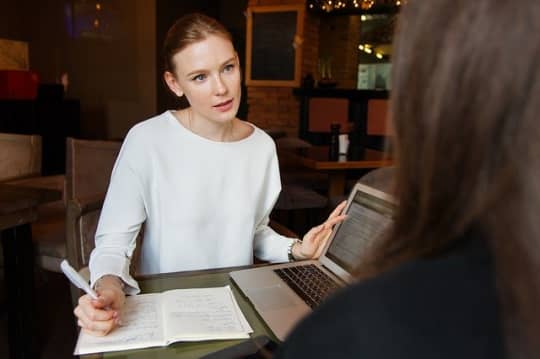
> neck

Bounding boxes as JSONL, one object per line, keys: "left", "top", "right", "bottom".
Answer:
{"left": 180, "top": 108, "right": 235, "bottom": 142}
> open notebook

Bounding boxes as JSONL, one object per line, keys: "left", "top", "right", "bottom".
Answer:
{"left": 74, "top": 286, "right": 252, "bottom": 355}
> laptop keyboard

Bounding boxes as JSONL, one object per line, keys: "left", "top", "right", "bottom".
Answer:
{"left": 274, "top": 264, "right": 341, "bottom": 309}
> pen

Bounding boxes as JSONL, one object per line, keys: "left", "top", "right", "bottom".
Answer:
{"left": 60, "top": 259, "right": 98, "bottom": 300}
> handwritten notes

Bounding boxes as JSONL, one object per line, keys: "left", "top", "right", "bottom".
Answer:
{"left": 164, "top": 287, "right": 252, "bottom": 342}
{"left": 74, "top": 286, "right": 252, "bottom": 355}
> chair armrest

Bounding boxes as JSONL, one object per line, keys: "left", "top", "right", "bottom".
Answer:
{"left": 7, "top": 174, "right": 65, "bottom": 191}
{"left": 7, "top": 175, "right": 66, "bottom": 204}
{"left": 65, "top": 193, "right": 105, "bottom": 275}
{"left": 67, "top": 193, "right": 105, "bottom": 215}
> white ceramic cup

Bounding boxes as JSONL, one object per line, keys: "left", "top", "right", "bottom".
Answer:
{"left": 338, "top": 134, "right": 349, "bottom": 155}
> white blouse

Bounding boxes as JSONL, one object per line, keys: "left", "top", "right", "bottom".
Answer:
{"left": 89, "top": 111, "right": 294, "bottom": 294}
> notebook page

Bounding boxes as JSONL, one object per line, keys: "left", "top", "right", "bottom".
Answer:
{"left": 74, "top": 293, "right": 165, "bottom": 355}
{"left": 228, "top": 286, "right": 253, "bottom": 333}
{"left": 163, "top": 286, "right": 253, "bottom": 343}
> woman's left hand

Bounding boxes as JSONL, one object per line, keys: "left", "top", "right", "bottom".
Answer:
{"left": 293, "top": 201, "right": 348, "bottom": 260}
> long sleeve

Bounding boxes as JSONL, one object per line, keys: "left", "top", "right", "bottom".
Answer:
{"left": 252, "top": 145, "right": 295, "bottom": 263}
{"left": 89, "top": 131, "right": 147, "bottom": 295}
{"left": 253, "top": 216, "right": 296, "bottom": 263}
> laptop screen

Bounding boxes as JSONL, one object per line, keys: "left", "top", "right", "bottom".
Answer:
{"left": 325, "top": 188, "right": 394, "bottom": 273}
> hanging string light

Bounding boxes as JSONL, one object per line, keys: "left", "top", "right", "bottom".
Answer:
{"left": 308, "top": 0, "right": 405, "bottom": 13}
{"left": 361, "top": 0, "right": 375, "bottom": 10}
{"left": 358, "top": 43, "right": 387, "bottom": 60}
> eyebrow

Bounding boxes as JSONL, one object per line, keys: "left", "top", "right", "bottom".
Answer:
{"left": 185, "top": 57, "right": 236, "bottom": 78}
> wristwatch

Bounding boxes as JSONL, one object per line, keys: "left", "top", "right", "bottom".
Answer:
{"left": 287, "top": 239, "right": 301, "bottom": 261}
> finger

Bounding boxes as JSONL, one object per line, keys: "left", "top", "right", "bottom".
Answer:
{"left": 322, "top": 214, "right": 348, "bottom": 230}
{"left": 77, "top": 298, "right": 116, "bottom": 322}
{"left": 77, "top": 319, "right": 108, "bottom": 337}
{"left": 304, "top": 224, "right": 324, "bottom": 241}
{"left": 327, "top": 200, "right": 347, "bottom": 220}
{"left": 78, "top": 293, "right": 93, "bottom": 307}
{"left": 88, "top": 306, "right": 117, "bottom": 322}
{"left": 75, "top": 304, "right": 110, "bottom": 329}
{"left": 75, "top": 306, "right": 93, "bottom": 330}
{"left": 314, "top": 230, "right": 334, "bottom": 258}
{"left": 303, "top": 228, "right": 332, "bottom": 260}
{"left": 79, "top": 315, "right": 117, "bottom": 335}
{"left": 97, "top": 286, "right": 126, "bottom": 310}
{"left": 78, "top": 291, "right": 110, "bottom": 310}
{"left": 92, "top": 293, "right": 115, "bottom": 309}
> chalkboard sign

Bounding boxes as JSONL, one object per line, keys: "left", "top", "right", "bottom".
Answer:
{"left": 246, "top": 5, "right": 304, "bottom": 87}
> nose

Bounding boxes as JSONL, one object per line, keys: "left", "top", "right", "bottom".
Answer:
{"left": 213, "top": 75, "right": 227, "bottom": 96}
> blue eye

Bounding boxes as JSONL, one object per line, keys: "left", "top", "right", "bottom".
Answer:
{"left": 192, "top": 74, "right": 206, "bottom": 81}
{"left": 223, "top": 64, "right": 234, "bottom": 72}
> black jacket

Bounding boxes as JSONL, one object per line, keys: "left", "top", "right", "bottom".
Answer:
{"left": 275, "top": 238, "right": 505, "bottom": 358}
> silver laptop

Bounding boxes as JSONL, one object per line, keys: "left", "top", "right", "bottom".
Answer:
{"left": 230, "top": 182, "right": 396, "bottom": 340}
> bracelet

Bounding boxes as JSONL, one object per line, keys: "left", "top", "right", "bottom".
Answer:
{"left": 287, "top": 239, "right": 301, "bottom": 261}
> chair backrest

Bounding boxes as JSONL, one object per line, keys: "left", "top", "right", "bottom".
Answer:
{"left": 65, "top": 138, "right": 122, "bottom": 273}
{"left": 0, "top": 132, "right": 41, "bottom": 181}
{"left": 65, "top": 138, "right": 122, "bottom": 201}
{"left": 367, "top": 99, "right": 392, "bottom": 136}
{"left": 308, "top": 98, "right": 350, "bottom": 133}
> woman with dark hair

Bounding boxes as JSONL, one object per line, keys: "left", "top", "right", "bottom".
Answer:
{"left": 276, "top": 0, "right": 540, "bottom": 357}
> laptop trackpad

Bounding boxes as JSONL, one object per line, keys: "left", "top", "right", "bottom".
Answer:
{"left": 248, "top": 286, "right": 300, "bottom": 311}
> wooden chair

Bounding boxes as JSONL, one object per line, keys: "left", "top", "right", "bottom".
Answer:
{"left": 63, "top": 138, "right": 123, "bottom": 306}
{"left": 308, "top": 98, "right": 350, "bottom": 133}
{"left": 367, "top": 99, "right": 392, "bottom": 136}
{"left": 0, "top": 133, "right": 41, "bottom": 181}
{"left": 364, "top": 99, "right": 393, "bottom": 151}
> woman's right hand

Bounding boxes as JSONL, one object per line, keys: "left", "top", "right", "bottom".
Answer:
{"left": 73, "top": 275, "right": 126, "bottom": 336}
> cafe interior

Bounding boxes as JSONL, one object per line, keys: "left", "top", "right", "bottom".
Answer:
{"left": 0, "top": 0, "right": 399, "bottom": 357}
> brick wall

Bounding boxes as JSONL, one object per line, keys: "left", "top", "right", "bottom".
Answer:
{"left": 246, "top": 0, "right": 317, "bottom": 136}
{"left": 318, "top": 15, "right": 361, "bottom": 89}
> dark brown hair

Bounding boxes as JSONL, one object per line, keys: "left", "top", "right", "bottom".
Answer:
{"left": 162, "top": 13, "right": 233, "bottom": 74}
{"left": 362, "top": 0, "right": 540, "bottom": 355}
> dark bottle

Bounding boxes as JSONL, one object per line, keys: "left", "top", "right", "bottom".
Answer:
{"left": 347, "top": 121, "right": 365, "bottom": 160}
{"left": 329, "top": 123, "right": 340, "bottom": 161}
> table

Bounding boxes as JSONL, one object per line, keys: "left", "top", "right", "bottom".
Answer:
{"left": 82, "top": 266, "right": 278, "bottom": 359}
{"left": 279, "top": 146, "right": 393, "bottom": 197}
{"left": 0, "top": 183, "right": 62, "bottom": 359}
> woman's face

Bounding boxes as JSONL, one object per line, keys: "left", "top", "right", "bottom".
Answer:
{"left": 166, "top": 34, "right": 241, "bottom": 124}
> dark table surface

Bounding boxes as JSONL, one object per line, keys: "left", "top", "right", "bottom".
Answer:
{"left": 0, "top": 183, "right": 61, "bottom": 220}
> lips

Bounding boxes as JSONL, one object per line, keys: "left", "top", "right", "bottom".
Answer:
{"left": 213, "top": 99, "right": 234, "bottom": 112}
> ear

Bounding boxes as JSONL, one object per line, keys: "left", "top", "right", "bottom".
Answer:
{"left": 163, "top": 71, "right": 184, "bottom": 97}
